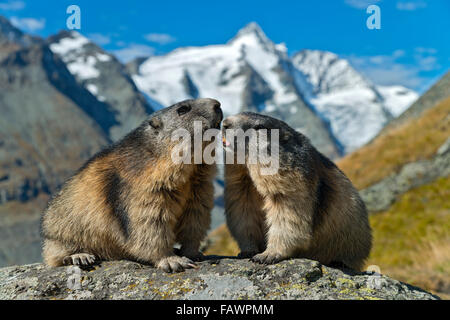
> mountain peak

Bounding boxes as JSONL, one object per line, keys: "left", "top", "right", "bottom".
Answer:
{"left": 229, "top": 22, "right": 272, "bottom": 48}
{"left": 237, "top": 22, "right": 264, "bottom": 36}
{"left": 0, "top": 15, "right": 40, "bottom": 46}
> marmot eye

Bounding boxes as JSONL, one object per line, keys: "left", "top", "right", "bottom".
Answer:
{"left": 177, "top": 105, "right": 191, "bottom": 116}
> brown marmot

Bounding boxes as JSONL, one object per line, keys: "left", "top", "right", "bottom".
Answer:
{"left": 41, "top": 98, "right": 223, "bottom": 273}
{"left": 222, "top": 112, "right": 372, "bottom": 271}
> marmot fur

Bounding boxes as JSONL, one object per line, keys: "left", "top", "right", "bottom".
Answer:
{"left": 41, "top": 98, "right": 223, "bottom": 273}
{"left": 223, "top": 112, "right": 372, "bottom": 271}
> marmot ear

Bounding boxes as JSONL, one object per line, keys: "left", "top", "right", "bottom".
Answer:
{"left": 148, "top": 116, "right": 162, "bottom": 130}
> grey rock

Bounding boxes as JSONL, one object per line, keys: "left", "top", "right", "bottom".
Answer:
{"left": 0, "top": 258, "right": 439, "bottom": 300}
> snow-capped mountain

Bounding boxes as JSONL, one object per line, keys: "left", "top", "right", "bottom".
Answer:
{"left": 132, "top": 23, "right": 418, "bottom": 155}
{"left": 292, "top": 50, "right": 418, "bottom": 152}
{"left": 48, "top": 31, "right": 156, "bottom": 141}
{"left": 132, "top": 23, "right": 340, "bottom": 158}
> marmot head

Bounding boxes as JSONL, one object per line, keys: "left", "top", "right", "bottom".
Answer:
{"left": 127, "top": 98, "right": 222, "bottom": 159}
{"left": 221, "top": 112, "right": 295, "bottom": 151}
{"left": 221, "top": 112, "right": 312, "bottom": 173}
{"left": 148, "top": 98, "right": 223, "bottom": 135}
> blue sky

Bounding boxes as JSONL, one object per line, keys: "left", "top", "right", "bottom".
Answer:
{"left": 0, "top": 0, "right": 448, "bottom": 93}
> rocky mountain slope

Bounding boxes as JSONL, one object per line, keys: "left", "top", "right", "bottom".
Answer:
{"left": 292, "top": 50, "right": 418, "bottom": 152}
{"left": 48, "top": 31, "right": 156, "bottom": 141}
{"left": 379, "top": 71, "right": 450, "bottom": 135}
{"left": 0, "top": 43, "right": 112, "bottom": 206}
{"left": 0, "top": 259, "right": 439, "bottom": 300}
{"left": 132, "top": 23, "right": 417, "bottom": 155}
{"left": 0, "top": 16, "right": 40, "bottom": 60}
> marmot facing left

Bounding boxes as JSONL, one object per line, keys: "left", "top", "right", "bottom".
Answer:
{"left": 223, "top": 112, "right": 372, "bottom": 271}
{"left": 41, "top": 98, "right": 223, "bottom": 273}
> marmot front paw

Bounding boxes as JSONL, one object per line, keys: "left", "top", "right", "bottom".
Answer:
{"left": 157, "top": 256, "right": 197, "bottom": 273}
{"left": 251, "top": 251, "right": 284, "bottom": 265}
{"left": 63, "top": 253, "right": 96, "bottom": 266}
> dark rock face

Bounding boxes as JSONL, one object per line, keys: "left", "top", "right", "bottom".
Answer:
{"left": 0, "top": 258, "right": 439, "bottom": 300}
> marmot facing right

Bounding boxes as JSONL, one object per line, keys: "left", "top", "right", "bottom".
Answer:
{"left": 41, "top": 98, "right": 222, "bottom": 273}
{"left": 223, "top": 112, "right": 372, "bottom": 271}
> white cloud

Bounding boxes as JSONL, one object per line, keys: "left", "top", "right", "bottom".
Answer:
{"left": 414, "top": 47, "right": 439, "bottom": 71}
{"left": 112, "top": 44, "right": 155, "bottom": 62}
{"left": 144, "top": 33, "right": 176, "bottom": 45}
{"left": 347, "top": 48, "right": 439, "bottom": 91}
{"left": 396, "top": 1, "right": 427, "bottom": 11}
{"left": 88, "top": 33, "right": 111, "bottom": 46}
{"left": 345, "top": 0, "right": 381, "bottom": 9}
{"left": 10, "top": 16, "right": 45, "bottom": 32}
{"left": 0, "top": 0, "right": 25, "bottom": 11}
{"left": 415, "top": 47, "right": 437, "bottom": 54}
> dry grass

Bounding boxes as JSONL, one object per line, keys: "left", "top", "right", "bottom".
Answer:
{"left": 204, "top": 224, "right": 239, "bottom": 257}
{"left": 337, "top": 97, "right": 450, "bottom": 190}
{"left": 384, "top": 240, "right": 450, "bottom": 299}
{"left": 367, "top": 176, "right": 450, "bottom": 298}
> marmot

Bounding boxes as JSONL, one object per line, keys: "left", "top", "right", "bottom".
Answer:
{"left": 222, "top": 112, "right": 372, "bottom": 271}
{"left": 41, "top": 98, "right": 223, "bottom": 273}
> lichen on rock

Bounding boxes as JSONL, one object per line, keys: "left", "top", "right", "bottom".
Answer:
{"left": 0, "top": 257, "right": 439, "bottom": 300}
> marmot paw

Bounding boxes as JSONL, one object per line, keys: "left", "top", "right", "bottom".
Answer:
{"left": 251, "top": 252, "right": 284, "bottom": 265}
{"left": 63, "top": 253, "right": 96, "bottom": 266}
{"left": 157, "top": 256, "right": 197, "bottom": 273}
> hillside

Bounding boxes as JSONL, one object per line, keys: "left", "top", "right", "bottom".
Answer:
{"left": 379, "top": 71, "right": 450, "bottom": 134}
{"left": 292, "top": 50, "right": 417, "bottom": 152}
{"left": 337, "top": 96, "right": 450, "bottom": 190}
